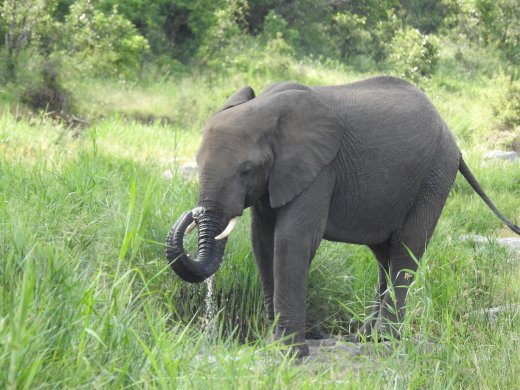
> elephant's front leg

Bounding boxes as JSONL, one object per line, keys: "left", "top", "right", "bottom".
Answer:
{"left": 272, "top": 233, "right": 317, "bottom": 356}
{"left": 251, "top": 201, "right": 276, "bottom": 322}
{"left": 272, "top": 175, "right": 333, "bottom": 356}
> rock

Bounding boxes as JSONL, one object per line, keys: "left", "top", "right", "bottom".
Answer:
{"left": 498, "top": 237, "right": 520, "bottom": 252}
{"left": 162, "top": 170, "right": 174, "bottom": 180}
{"left": 470, "top": 304, "right": 520, "bottom": 323}
{"left": 301, "top": 338, "right": 376, "bottom": 373}
{"left": 180, "top": 162, "right": 198, "bottom": 180}
{"left": 483, "top": 150, "right": 518, "bottom": 161}
{"left": 300, "top": 337, "right": 437, "bottom": 373}
{"left": 306, "top": 338, "right": 339, "bottom": 348}
{"left": 461, "top": 234, "right": 520, "bottom": 258}
{"left": 162, "top": 162, "right": 198, "bottom": 181}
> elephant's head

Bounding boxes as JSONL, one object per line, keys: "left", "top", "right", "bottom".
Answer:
{"left": 166, "top": 84, "right": 342, "bottom": 283}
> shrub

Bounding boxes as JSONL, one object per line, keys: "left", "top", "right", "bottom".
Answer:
{"left": 22, "top": 61, "right": 72, "bottom": 115}
{"left": 446, "top": 0, "right": 520, "bottom": 64}
{"left": 0, "top": 0, "right": 57, "bottom": 81}
{"left": 198, "top": 8, "right": 296, "bottom": 78}
{"left": 331, "top": 9, "right": 402, "bottom": 66}
{"left": 97, "top": 0, "right": 223, "bottom": 61}
{"left": 262, "top": 10, "right": 298, "bottom": 47}
{"left": 331, "top": 12, "right": 372, "bottom": 60}
{"left": 400, "top": 0, "right": 450, "bottom": 33}
{"left": 387, "top": 27, "right": 440, "bottom": 82}
{"left": 197, "top": 8, "right": 241, "bottom": 67}
{"left": 492, "top": 75, "right": 520, "bottom": 130}
{"left": 63, "top": 0, "right": 150, "bottom": 78}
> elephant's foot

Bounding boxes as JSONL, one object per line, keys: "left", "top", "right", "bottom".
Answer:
{"left": 264, "top": 299, "right": 275, "bottom": 323}
{"left": 347, "top": 315, "right": 378, "bottom": 342}
{"left": 356, "top": 318, "right": 377, "bottom": 338}
{"left": 305, "top": 323, "right": 329, "bottom": 340}
{"left": 274, "top": 324, "right": 309, "bottom": 357}
{"left": 290, "top": 341, "right": 310, "bottom": 358}
{"left": 350, "top": 318, "right": 402, "bottom": 342}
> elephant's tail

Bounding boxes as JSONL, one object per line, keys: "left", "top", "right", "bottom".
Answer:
{"left": 458, "top": 157, "right": 520, "bottom": 235}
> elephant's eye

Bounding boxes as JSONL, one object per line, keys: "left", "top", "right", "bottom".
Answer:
{"left": 239, "top": 161, "right": 254, "bottom": 177}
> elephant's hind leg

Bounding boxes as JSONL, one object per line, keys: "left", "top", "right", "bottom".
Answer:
{"left": 356, "top": 242, "right": 390, "bottom": 338}
{"left": 377, "top": 167, "right": 457, "bottom": 339}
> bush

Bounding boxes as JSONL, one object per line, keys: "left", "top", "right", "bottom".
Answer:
{"left": 63, "top": 0, "right": 150, "bottom": 78}
{"left": 332, "top": 12, "right": 372, "bottom": 59}
{"left": 387, "top": 27, "right": 440, "bottom": 82}
{"left": 447, "top": 0, "right": 520, "bottom": 64}
{"left": 0, "top": 0, "right": 57, "bottom": 81}
{"left": 97, "top": 0, "right": 224, "bottom": 61}
{"left": 331, "top": 8, "right": 402, "bottom": 67}
{"left": 22, "top": 61, "right": 73, "bottom": 115}
{"left": 197, "top": 7, "right": 296, "bottom": 78}
{"left": 262, "top": 10, "right": 298, "bottom": 46}
{"left": 400, "top": 0, "right": 450, "bottom": 33}
{"left": 492, "top": 75, "right": 520, "bottom": 130}
{"left": 197, "top": 8, "right": 241, "bottom": 67}
{"left": 368, "top": 11, "right": 403, "bottom": 63}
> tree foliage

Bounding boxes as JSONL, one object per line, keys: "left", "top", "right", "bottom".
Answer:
{"left": 0, "top": 0, "right": 519, "bottom": 84}
{"left": 447, "top": 0, "right": 520, "bottom": 63}
{"left": 493, "top": 75, "right": 520, "bottom": 130}
{"left": 96, "top": 0, "right": 223, "bottom": 61}
{"left": 63, "top": 0, "right": 150, "bottom": 77}
{"left": 1, "top": 0, "right": 54, "bottom": 56}
{"left": 388, "top": 27, "right": 440, "bottom": 82}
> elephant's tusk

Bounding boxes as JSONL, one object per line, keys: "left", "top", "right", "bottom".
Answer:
{"left": 185, "top": 221, "right": 197, "bottom": 234}
{"left": 215, "top": 217, "right": 239, "bottom": 240}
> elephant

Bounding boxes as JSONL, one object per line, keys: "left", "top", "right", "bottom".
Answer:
{"left": 166, "top": 76, "right": 520, "bottom": 356}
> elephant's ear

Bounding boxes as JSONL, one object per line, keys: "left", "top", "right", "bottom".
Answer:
{"left": 268, "top": 90, "right": 343, "bottom": 208}
{"left": 221, "top": 86, "right": 256, "bottom": 110}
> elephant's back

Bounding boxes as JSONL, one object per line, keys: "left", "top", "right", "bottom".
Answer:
{"left": 313, "top": 76, "right": 454, "bottom": 154}
{"left": 313, "top": 75, "right": 421, "bottom": 94}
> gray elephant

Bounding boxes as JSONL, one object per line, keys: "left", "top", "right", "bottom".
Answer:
{"left": 166, "top": 76, "right": 520, "bottom": 356}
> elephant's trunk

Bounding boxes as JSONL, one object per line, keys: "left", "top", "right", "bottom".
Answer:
{"left": 165, "top": 207, "right": 226, "bottom": 283}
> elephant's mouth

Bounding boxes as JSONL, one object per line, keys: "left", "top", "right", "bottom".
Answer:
{"left": 165, "top": 207, "right": 239, "bottom": 283}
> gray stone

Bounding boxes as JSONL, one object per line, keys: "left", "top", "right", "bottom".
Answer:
{"left": 162, "top": 161, "right": 198, "bottom": 181}
{"left": 180, "top": 162, "right": 198, "bottom": 180}
{"left": 498, "top": 237, "right": 520, "bottom": 252}
{"left": 483, "top": 150, "right": 518, "bottom": 161}
{"left": 300, "top": 337, "right": 438, "bottom": 373}
{"left": 301, "top": 339, "right": 374, "bottom": 373}
{"left": 461, "top": 234, "right": 520, "bottom": 258}
{"left": 162, "top": 170, "right": 174, "bottom": 180}
{"left": 470, "top": 304, "right": 520, "bottom": 323}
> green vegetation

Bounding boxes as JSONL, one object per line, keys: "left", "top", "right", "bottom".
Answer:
{"left": 1, "top": 0, "right": 520, "bottom": 388}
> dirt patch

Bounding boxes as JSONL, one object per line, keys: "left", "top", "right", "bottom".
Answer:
{"left": 300, "top": 338, "right": 438, "bottom": 374}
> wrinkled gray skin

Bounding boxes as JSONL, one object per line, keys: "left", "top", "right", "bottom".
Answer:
{"left": 166, "top": 76, "right": 520, "bottom": 356}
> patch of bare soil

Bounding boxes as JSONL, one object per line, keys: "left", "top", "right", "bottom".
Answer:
{"left": 300, "top": 337, "right": 437, "bottom": 374}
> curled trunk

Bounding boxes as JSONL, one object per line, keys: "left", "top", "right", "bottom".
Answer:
{"left": 165, "top": 209, "right": 226, "bottom": 283}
